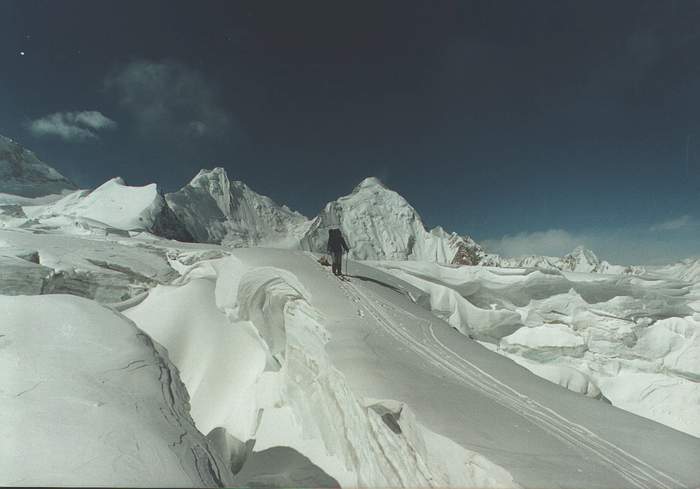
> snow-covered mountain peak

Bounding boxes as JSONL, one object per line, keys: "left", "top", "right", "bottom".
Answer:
{"left": 300, "top": 178, "right": 482, "bottom": 263}
{"left": 562, "top": 246, "right": 601, "bottom": 273}
{"left": 165, "top": 168, "right": 308, "bottom": 247}
{"left": 0, "top": 134, "right": 77, "bottom": 197}
{"left": 190, "top": 166, "right": 229, "bottom": 188}
{"left": 109, "top": 176, "right": 127, "bottom": 186}
{"left": 568, "top": 245, "right": 598, "bottom": 261}
{"left": 352, "top": 176, "right": 387, "bottom": 192}
{"left": 341, "top": 177, "right": 413, "bottom": 209}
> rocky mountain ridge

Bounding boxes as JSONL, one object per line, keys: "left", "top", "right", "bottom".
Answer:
{"left": 0, "top": 135, "right": 77, "bottom": 197}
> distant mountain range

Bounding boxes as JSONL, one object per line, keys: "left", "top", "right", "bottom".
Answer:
{"left": 0, "top": 135, "right": 684, "bottom": 275}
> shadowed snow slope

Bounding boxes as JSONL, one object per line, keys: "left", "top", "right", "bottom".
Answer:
{"left": 0, "top": 294, "right": 233, "bottom": 487}
{"left": 124, "top": 249, "right": 699, "bottom": 489}
{"left": 300, "top": 177, "right": 480, "bottom": 264}
{"left": 0, "top": 135, "right": 77, "bottom": 198}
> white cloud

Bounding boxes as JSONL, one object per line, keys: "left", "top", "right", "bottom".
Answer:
{"left": 27, "top": 111, "right": 117, "bottom": 141}
{"left": 482, "top": 229, "right": 586, "bottom": 258}
{"left": 649, "top": 215, "right": 698, "bottom": 232}
{"left": 104, "top": 60, "right": 232, "bottom": 138}
{"left": 72, "top": 111, "right": 117, "bottom": 131}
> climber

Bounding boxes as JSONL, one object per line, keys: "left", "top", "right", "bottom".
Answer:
{"left": 327, "top": 228, "right": 350, "bottom": 276}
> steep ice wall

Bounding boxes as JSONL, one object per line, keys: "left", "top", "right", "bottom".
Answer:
{"left": 165, "top": 168, "right": 308, "bottom": 248}
{"left": 300, "top": 177, "right": 481, "bottom": 264}
{"left": 0, "top": 294, "right": 233, "bottom": 487}
{"left": 0, "top": 135, "right": 77, "bottom": 197}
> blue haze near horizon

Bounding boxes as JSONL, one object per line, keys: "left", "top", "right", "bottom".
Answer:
{"left": 1, "top": 1, "right": 698, "bottom": 264}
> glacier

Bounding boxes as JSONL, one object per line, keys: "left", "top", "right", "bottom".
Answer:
{"left": 371, "top": 260, "right": 700, "bottom": 438}
{"left": 2, "top": 135, "right": 699, "bottom": 488}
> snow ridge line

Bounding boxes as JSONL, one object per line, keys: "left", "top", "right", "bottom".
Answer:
{"left": 303, "top": 255, "right": 684, "bottom": 489}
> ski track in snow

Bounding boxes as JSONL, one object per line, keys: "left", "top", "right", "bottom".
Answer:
{"left": 304, "top": 253, "right": 687, "bottom": 489}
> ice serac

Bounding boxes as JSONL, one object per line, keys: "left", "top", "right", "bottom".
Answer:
{"left": 654, "top": 257, "right": 700, "bottom": 283}
{"left": 165, "top": 167, "right": 309, "bottom": 248}
{"left": 0, "top": 135, "right": 77, "bottom": 197}
{"left": 374, "top": 259, "right": 700, "bottom": 437}
{"left": 0, "top": 229, "right": 181, "bottom": 303}
{"left": 300, "top": 176, "right": 482, "bottom": 264}
{"left": 26, "top": 177, "right": 192, "bottom": 241}
{"left": 125, "top": 253, "right": 520, "bottom": 488}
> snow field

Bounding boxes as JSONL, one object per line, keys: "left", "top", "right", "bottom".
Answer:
{"left": 125, "top": 254, "right": 521, "bottom": 488}
{"left": 373, "top": 260, "right": 700, "bottom": 438}
{"left": 0, "top": 294, "right": 233, "bottom": 487}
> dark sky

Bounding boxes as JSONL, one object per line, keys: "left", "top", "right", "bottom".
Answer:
{"left": 1, "top": 0, "right": 699, "bottom": 263}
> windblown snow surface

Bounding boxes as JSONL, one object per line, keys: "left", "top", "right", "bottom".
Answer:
{"left": 0, "top": 294, "right": 233, "bottom": 487}
{"left": 370, "top": 260, "right": 700, "bottom": 439}
{"left": 1, "top": 146, "right": 699, "bottom": 487}
{"left": 4, "top": 219, "right": 700, "bottom": 487}
{"left": 0, "top": 177, "right": 191, "bottom": 242}
{"left": 120, "top": 248, "right": 700, "bottom": 489}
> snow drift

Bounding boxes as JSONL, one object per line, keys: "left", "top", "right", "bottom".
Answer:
{"left": 125, "top": 253, "right": 520, "bottom": 488}
{"left": 0, "top": 294, "right": 233, "bottom": 487}
{"left": 15, "top": 177, "right": 192, "bottom": 241}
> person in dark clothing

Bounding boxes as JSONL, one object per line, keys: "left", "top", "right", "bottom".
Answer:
{"left": 327, "top": 228, "right": 350, "bottom": 276}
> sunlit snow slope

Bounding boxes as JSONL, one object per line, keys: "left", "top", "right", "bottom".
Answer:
{"left": 2, "top": 137, "right": 699, "bottom": 488}
{"left": 371, "top": 260, "right": 700, "bottom": 438}
{"left": 1, "top": 177, "right": 191, "bottom": 241}
{"left": 123, "top": 249, "right": 700, "bottom": 489}
{"left": 0, "top": 294, "right": 233, "bottom": 487}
